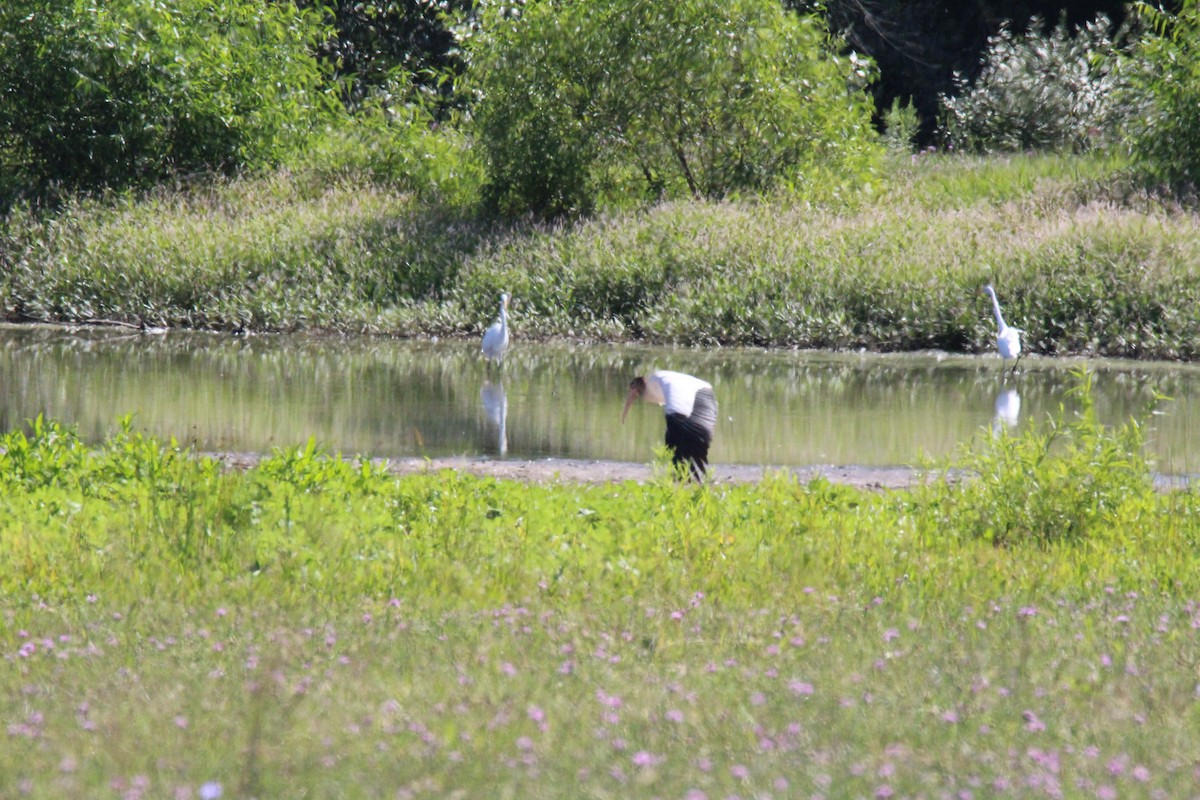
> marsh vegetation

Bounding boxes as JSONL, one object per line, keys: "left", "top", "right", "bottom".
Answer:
{"left": 4, "top": 154, "right": 1200, "bottom": 361}
{"left": 3, "top": 396, "right": 1200, "bottom": 797}
{"left": 5, "top": 2, "right": 1200, "bottom": 796}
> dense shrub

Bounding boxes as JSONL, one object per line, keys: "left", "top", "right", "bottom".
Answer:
{"left": 303, "top": 0, "right": 473, "bottom": 116}
{"left": 939, "top": 15, "right": 1130, "bottom": 153}
{"left": 792, "top": 0, "right": 1132, "bottom": 148}
{"left": 917, "top": 369, "right": 1156, "bottom": 547}
{"left": 0, "top": 0, "right": 340, "bottom": 208}
{"left": 468, "top": 0, "right": 882, "bottom": 218}
{"left": 881, "top": 98, "right": 921, "bottom": 153}
{"left": 295, "top": 100, "right": 484, "bottom": 209}
{"left": 1123, "top": 0, "right": 1200, "bottom": 192}
{"left": 7, "top": 153, "right": 1200, "bottom": 358}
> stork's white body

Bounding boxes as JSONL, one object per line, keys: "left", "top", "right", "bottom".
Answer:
{"left": 623, "top": 370, "right": 717, "bottom": 482}
{"left": 639, "top": 371, "right": 712, "bottom": 418}
{"left": 482, "top": 293, "right": 510, "bottom": 364}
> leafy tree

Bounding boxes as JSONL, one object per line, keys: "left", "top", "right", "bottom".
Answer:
{"left": 302, "top": 0, "right": 473, "bottom": 116}
{"left": 1124, "top": 0, "right": 1200, "bottom": 192}
{"left": 0, "top": 0, "right": 339, "bottom": 208}
{"left": 939, "top": 15, "right": 1131, "bottom": 153}
{"left": 787, "top": 0, "right": 1130, "bottom": 145}
{"left": 468, "top": 0, "right": 882, "bottom": 218}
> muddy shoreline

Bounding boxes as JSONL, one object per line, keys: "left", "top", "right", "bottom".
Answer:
{"left": 205, "top": 452, "right": 948, "bottom": 489}
{"left": 204, "top": 452, "right": 1196, "bottom": 491}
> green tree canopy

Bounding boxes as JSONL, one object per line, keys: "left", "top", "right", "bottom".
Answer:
{"left": 1125, "top": 0, "right": 1200, "bottom": 192}
{"left": 303, "top": 0, "right": 472, "bottom": 116}
{"left": 790, "top": 0, "right": 1130, "bottom": 145}
{"left": 468, "top": 0, "right": 882, "bottom": 218}
{"left": 939, "top": 15, "right": 1130, "bottom": 153}
{"left": 0, "top": 0, "right": 339, "bottom": 208}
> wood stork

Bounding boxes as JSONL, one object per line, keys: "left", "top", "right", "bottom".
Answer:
{"left": 983, "top": 284, "right": 1022, "bottom": 377}
{"left": 622, "top": 370, "right": 717, "bottom": 482}
{"left": 481, "top": 292, "right": 510, "bottom": 365}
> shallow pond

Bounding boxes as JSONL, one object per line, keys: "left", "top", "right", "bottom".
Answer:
{"left": 1, "top": 324, "right": 1197, "bottom": 474}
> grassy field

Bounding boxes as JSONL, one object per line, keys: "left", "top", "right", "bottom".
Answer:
{"left": 4, "top": 152, "right": 1200, "bottom": 359}
{"left": 5, "top": 153, "right": 1200, "bottom": 797}
{"left": 4, "top": 390, "right": 1200, "bottom": 797}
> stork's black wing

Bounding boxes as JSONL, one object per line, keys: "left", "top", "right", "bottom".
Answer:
{"left": 664, "top": 388, "right": 717, "bottom": 482}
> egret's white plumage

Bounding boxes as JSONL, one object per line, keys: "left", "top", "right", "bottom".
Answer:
{"left": 623, "top": 370, "right": 717, "bottom": 482}
{"left": 480, "top": 380, "right": 508, "bottom": 455}
{"left": 482, "top": 292, "right": 510, "bottom": 364}
{"left": 992, "top": 387, "right": 1021, "bottom": 436}
{"left": 983, "top": 284, "right": 1022, "bottom": 376}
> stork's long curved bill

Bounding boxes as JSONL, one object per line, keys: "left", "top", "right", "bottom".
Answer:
{"left": 621, "top": 387, "right": 638, "bottom": 424}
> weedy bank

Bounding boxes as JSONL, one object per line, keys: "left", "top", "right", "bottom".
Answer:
{"left": 3, "top": 383, "right": 1200, "bottom": 797}
{"left": 4, "top": 153, "right": 1200, "bottom": 359}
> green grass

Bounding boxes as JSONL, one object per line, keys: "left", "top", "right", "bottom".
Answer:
{"left": 8, "top": 587, "right": 1200, "bottom": 798}
{"left": 3, "top": 395, "right": 1200, "bottom": 796}
{"left": 4, "top": 152, "right": 1200, "bottom": 358}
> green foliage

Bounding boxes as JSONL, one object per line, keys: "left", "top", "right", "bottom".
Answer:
{"left": 1124, "top": 0, "right": 1200, "bottom": 192}
{"left": 8, "top": 152, "right": 1200, "bottom": 359}
{"left": 0, "top": 415, "right": 250, "bottom": 590}
{"left": 916, "top": 368, "right": 1156, "bottom": 547}
{"left": 5, "top": 584, "right": 1200, "bottom": 797}
{"left": 787, "top": 0, "right": 1138, "bottom": 152}
{"left": 307, "top": 0, "right": 472, "bottom": 115}
{"left": 0, "top": 173, "right": 427, "bottom": 328}
{"left": 939, "top": 15, "right": 1130, "bottom": 153}
{"left": 296, "top": 102, "right": 485, "bottom": 208}
{"left": 3, "top": 411, "right": 1200, "bottom": 799}
{"left": 1, "top": 402, "right": 1198, "bottom": 608}
{"left": 468, "top": 0, "right": 882, "bottom": 217}
{"left": 882, "top": 98, "right": 920, "bottom": 153}
{"left": 0, "top": 0, "right": 340, "bottom": 208}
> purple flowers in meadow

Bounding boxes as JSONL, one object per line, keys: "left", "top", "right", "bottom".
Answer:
{"left": 4, "top": 588, "right": 1200, "bottom": 798}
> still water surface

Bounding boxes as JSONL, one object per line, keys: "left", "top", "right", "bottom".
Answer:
{"left": 1, "top": 324, "right": 1197, "bottom": 474}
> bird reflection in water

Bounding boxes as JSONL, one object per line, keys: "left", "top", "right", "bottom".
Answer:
{"left": 480, "top": 380, "right": 508, "bottom": 455}
{"left": 992, "top": 387, "right": 1021, "bottom": 436}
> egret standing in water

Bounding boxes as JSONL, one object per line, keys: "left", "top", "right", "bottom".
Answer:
{"left": 482, "top": 292, "right": 510, "bottom": 365}
{"left": 983, "top": 284, "right": 1023, "bottom": 377}
{"left": 622, "top": 370, "right": 717, "bottom": 482}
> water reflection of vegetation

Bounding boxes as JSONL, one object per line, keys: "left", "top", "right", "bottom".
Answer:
{"left": 0, "top": 325, "right": 1196, "bottom": 471}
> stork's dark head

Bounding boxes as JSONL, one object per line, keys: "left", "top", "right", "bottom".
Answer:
{"left": 622, "top": 376, "right": 647, "bottom": 423}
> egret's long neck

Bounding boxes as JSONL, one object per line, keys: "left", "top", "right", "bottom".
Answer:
{"left": 499, "top": 301, "right": 508, "bottom": 332}
{"left": 988, "top": 291, "right": 1007, "bottom": 331}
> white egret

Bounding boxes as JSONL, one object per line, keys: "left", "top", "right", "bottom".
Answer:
{"left": 481, "top": 292, "right": 510, "bottom": 365}
{"left": 622, "top": 370, "right": 717, "bottom": 482}
{"left": 983, "top": 284, "right": 1023, "bottom": 376}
